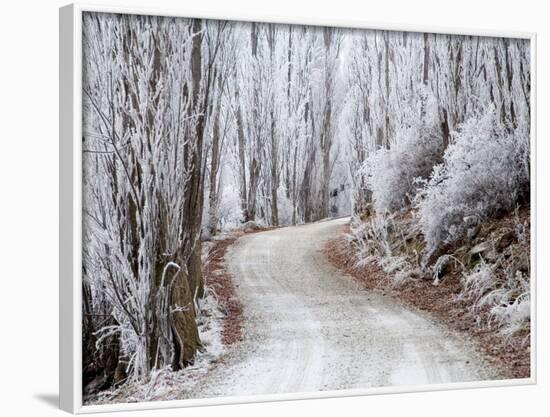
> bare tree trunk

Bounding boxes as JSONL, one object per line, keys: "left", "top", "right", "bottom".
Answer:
{"left": 183, "top": 18, "right": 205, "bottom": 299}
{"left": 423, "top": 32, "right": 430, "bottom": 85}
{"left": 247, "top": 156, "right": 260, "bottom": 221}
{"left": 284, "top": 27, "right": 293, "bottom": 202}
{"left": 319, "top": 28, "right": 333, "bottom": 219}
{"left": 172, "top": 18, "right": 205, "bottom": 368}
{"left": 268, "top": 27, "right": 279, "bottom": 226}
{"left": 291, "top": 144, "right": 298, "bottom": 225}
{"left": 374, "top": 32, "right": 386, "bottom": 150}
{"left": 302, "top": 99, "right": 316, "bottom": 223}
{"left": 270, "top": 116, "right": 279, "bottom": 226}
{"left": 421, "top": 32, "right": 430, "bottom": 130}
{"left": 246, "top": 22, "right": 260, "bottom": 223}
{"left": 235, "top": 92, "right": 248, "bottom": 221}
{"left": 170, "top": 267, "right": 201, "bottom": 369}
{"left": 208, "top": 85, "right": 222, "bottom": 235}
{"left": 384, "top": 32, "right": 391, "bottom": 147}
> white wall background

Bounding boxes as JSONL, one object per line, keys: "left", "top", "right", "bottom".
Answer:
{"left": 0, "top": 0, "right": 546, "bottom": 415}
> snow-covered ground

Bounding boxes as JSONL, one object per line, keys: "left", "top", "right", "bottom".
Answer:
{"left": 181, "top": 217, "right": 495, "bottom": 400}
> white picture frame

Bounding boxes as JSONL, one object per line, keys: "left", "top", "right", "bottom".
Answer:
{"left": 60, "top": 3, "right": 537, "bottom": 413}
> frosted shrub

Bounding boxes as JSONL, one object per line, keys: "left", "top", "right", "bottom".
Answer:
{"left": 417, "top": 106, "right": 529, "bottom": 252}
{"left": 352, "top": 214, "right": 391, "bottom": 262}
{"left": 363, "top": 93, "right": 444, "bottom": 215}
{"left": 491, "top": 289, "right": 530, "bottom": 338}
{"left": 461, "top": 260, "right": 530, "bottom": 337}
{"left": 352, "top": 213, "right": 416, "bottom": 285}
{"left": 460, "top": 259, "right": 496, "bottom": 305}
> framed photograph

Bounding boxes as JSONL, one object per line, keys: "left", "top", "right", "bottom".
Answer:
{"left": 60, "top": 3, "right": 536, "bottom": 413}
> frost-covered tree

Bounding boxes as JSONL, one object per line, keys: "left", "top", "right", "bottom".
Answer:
{"left": 83, "top": 13, "right": 206, "bottom": 387}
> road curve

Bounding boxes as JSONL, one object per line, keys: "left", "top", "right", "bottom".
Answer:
{"left": 187, "top": 217, "right": 493, "bottom": 399}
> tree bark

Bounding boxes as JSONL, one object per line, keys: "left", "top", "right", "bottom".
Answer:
{"left": 208, "top": 92, "right": 222, "bottom": 235}
{"left": 235, "top": 91, "right": 248, "bottom": 222}
{"left": 319, "top": 28, "right": 334, "bottom": 219}
{"left": 171, "top": 18, "right": 206, "bottom": 368}
{"left": 269, "top": 26, "right": 279, "bottom": 226}
{"left": 170, "top": 268, "right": 202, "bottom": 369}
{"left": 183, "top": 18, "right": 206, "bottom": 299}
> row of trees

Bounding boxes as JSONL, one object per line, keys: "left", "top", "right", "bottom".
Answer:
{"left": 208, "top": 22, "right": 348, "bottom": 229}
{"left": 341, "top": 30, "right": 530, "bottom": 218}
{"left": 81, "top": 13, "right": 349, "bottom": 393}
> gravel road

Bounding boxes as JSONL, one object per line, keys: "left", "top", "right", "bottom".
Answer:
{"left": 186, "top": 217, "right": 493, "bottom": 399}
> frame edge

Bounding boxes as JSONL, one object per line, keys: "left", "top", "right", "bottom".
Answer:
{"left": 60, "top": 3, "right": 76, "bottom": 414}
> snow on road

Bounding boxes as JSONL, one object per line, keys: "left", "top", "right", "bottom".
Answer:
{"left": 185, "top": 217, "right": 493, "bottom": 399}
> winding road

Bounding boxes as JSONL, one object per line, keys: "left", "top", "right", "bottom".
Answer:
{"left": 187, "top": 217, "right": 493, "bottom": 399}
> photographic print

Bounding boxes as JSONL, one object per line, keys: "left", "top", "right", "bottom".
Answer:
{"left": 77, "top": 9, "right": 532, "bottom": 408}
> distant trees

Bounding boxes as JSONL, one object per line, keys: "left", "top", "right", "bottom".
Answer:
{"left": 202, "top": 22, "right": 349, "bottom": 227}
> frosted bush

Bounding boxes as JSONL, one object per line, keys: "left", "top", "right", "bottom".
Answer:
{"left": 461, "top": 260, "right": 530, "bottom": 337}
{"left": 351, "top": 213, "right": 416, "bottom": 285}
{"left": 352, "top": 213, "right": 391, "bottom": 263}
{"left": 363, "top": 92, "right": 444, "bottom": 214}
{"left": 491, "top": 291, "right": 530, "bottom": 339}
{"left": 417, "top": 106, "right": 529, "bottom": 252}
{"left": 460, "top": 259, "right": 496, "bottom": 304}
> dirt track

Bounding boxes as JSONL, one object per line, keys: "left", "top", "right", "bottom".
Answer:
{"left": 186, "top": 217, "right": 493, "bottom": 399}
